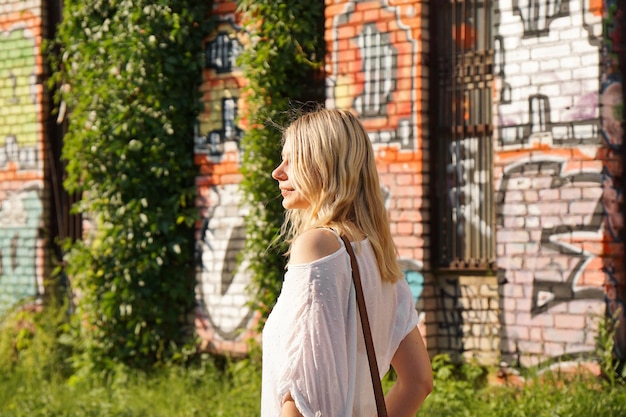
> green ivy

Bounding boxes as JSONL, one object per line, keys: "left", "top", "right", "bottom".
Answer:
{"left": 48, "top": 0, "right": 213, "bottom": 370}
{"left": 236, "top": 0, "right": 325, "bottom": 323}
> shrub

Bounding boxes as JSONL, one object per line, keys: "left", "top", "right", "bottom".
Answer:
{"left": 48, "top": 0, "right": 213, "bottom": 371}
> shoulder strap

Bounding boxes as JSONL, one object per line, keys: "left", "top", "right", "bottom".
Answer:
{"left": 340, "top": 235, "right": 388, "bottom": 417}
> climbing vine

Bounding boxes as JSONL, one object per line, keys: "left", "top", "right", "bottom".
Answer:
{"left": 49, "top": 0, "right": 213, "bottom": 370}
{"left": 236, "top": 0, "right": 325, "bottom": 322}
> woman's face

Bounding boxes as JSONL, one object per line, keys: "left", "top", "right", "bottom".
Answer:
{"left": 272, "top": 142, "right": 310, "bottom": 210}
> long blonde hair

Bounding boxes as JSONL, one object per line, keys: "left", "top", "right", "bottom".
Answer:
{"left": 280, "top": 108, "right": 402, "bottom": 283}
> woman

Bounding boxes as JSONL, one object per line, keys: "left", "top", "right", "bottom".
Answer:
{"left": 261, "top": 108, "right": 433, "bottom": 417}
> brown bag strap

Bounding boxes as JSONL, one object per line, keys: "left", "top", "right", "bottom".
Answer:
{"left": 340, "top": 235, "right": 388, "bottom": 417}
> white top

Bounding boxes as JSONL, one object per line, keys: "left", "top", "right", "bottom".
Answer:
{"left": 261, "top": 235, "right": 418, "bottom": 417}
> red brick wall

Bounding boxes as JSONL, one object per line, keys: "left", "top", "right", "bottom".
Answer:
{"left": 0, "top": 1, "right": 48, "bottom": 317}
{"left": 1, "top": 0, "right": 618, "bottom": 368}
{"left": 193, "top": 0, "right": 256, "bottom": 354}
{"left": 325, "top": 0, "right": 434, "bottom": 347}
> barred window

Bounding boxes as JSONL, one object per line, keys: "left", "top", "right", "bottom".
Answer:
{"left": 431, "top": 0, "right": 496, "bottom": 269}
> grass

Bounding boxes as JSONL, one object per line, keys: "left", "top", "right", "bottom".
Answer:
{"left": 2, "top": 351, "right": 624, "bottom": 417}
{"left": 414, "top": 356, "right": 626, "bottom": 417}
{"left": 0, "top": 353, "right": 262, "bottom": 417}
{"left": 1, "top": 303, "right": 625, "bottom": 417}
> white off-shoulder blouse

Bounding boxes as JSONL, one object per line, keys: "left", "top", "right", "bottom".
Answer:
{"left": 261, "top": 235, "right": 418, "bottom": 417}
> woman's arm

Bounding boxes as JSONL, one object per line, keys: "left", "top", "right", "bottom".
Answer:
{"left": 280, "top": 392, "right": 302, "bottom": 417}
{"left": 282, "top": 327, "right": 432, "bottom": 417}
{"left": 386, "top": 327, "right": 433, "bottom": 417}
{"left": 279, "top": 228, "right": 341, "bottom": 417}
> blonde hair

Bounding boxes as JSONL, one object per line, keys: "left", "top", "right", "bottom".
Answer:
{"left": 280, "top": 108, "right": 402, "bottom": 283}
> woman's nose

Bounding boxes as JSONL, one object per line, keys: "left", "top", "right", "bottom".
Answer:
{"left": 272, "top": 165, "right": 285, "bottom": 181}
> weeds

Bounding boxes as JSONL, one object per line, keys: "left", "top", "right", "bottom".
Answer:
{"left": 417, "top": 354, "right": 626, "bottom": 417}
{"left": 1, "top": 304, "right": 625, "bottom": 417}
{"left": 594, "top": 307, "right": 624, "bottom": 385}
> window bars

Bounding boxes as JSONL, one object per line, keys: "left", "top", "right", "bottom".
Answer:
{"left": 431, "top": 0, "right": 496, "bottom": 269}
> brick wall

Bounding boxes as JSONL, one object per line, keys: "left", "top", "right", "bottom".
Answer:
{"left": 194, "top": 1, "right": 625, "bottom": 368}
{"left": 493, "top": 0, "right": 623, "bottom": 367}
{"left": 324, "top": 0, "right": 434, "bottom": 346}
{"left": 1, "top": 0, "right": 622, "bottom": 370}
{"left": 193, "top": 0, "right": 257, "bottom": 354}
{"left": 0, "top": 0, "right": 47, "bottom": 317}
{"left": 193, "top": 0, "right": 434, "bottom": 354}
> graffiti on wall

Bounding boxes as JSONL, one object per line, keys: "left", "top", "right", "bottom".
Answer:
{"left": 195, "top": 184, "right": 255, "bottom": 350}
{"left": 327, "top": 0, "right": 421, "bottom": 150}
{"left": 498, "top": 155, "right": 605, "bottom": 303}
{"left": 0, "top": 17, "right": 40, "bottom": 169}
{"left": 0, "top": 187, "right": 43, "bottom": 316}
{"left": 497, "top": 153, "right": 606, "bottom": 364}
{"left": 495, "top": 1, "right": 601, "bottom": 148}
{"left": 512, "top": 0, "right": 570, "bottom": 38}
{"left": 193, "top": 2, "right": 254, "bottom": 352}
{"left": 195, "top": 18, "right": 245, "bottom": 162}
{"left": 0, "top": 11, "right": 44, "bottom": 318}
{"left": 399, "top": 258, "right": 425, "bottom": 326}
{"left": 494, "top": 2, "right": 607, "bottom": 366}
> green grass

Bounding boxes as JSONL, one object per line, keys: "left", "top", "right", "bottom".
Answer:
{"left": 1, "top": 304, "right": 624, "bottom": 417}
{"left": 415, "top": 365, "right": 626, "bottom": 417}
{"left": 0, "top": 355, "right": 261, "bottom": 417}
{"left": 1, "top": 353, "right": 624, "bottom": 417}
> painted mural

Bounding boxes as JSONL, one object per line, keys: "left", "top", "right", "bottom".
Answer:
{"left": 0, "top": 15, "right": 39, "bottom": 167}
{"left": 195, "top": 16, "right": 245, "bottom": 162}
{"left": 326, "top": 0, "right": 429, "bottom": 336}
{"left": 194, "top": 183, "right": 257, "bottom": 353}
{"left": 0, "top": 187, "right": 43, "bottom": 315}
{"left": 0, "top": 0, "right": 620, "bottom": 368}
{"left": 326, "top": 0, "right": 423, "bottom": 150}
{"left": 494, "top": 0, "right": 611, "bottom": 367}
{"left": 193, "top": 0, "right": 255, "bottom": 353}
{"left": 0, "top": 8, "right": 45, "bottom": 318}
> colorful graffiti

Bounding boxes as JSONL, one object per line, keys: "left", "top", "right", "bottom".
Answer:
{"left": 0, "top": 187, "right": 43, "bottom": 316}
{"left": 0, "top": 10, "right": 45, "bottom": 318}
{"left": 195, "top": 184, "right": 256, "bottom": 352}
{"left": 399, "top": 257, "right": 425, "bottom": 325}
{"left": 0, "top": 18, "right": 39, "bottom": 166}
{"left": 495, "top": 2, "right": 601, "bottom": 148}
{"left": 494, "top": 1, "right": 608, "bottom": 367}
{"left": 327, "top": 0, "right": 422, "bottom": 150}
{"left": 497, "top": 152, "right": 606, "bottom": 365}
{"left": 193, "top": 2, "right": 253, "bottom": 353}
{"left": 195, "top": 17, "right": 245, "bottom": 162}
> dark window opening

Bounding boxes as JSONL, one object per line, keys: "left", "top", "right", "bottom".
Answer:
{"left": 430, "top": 0, "right": 496, "bottom": 270}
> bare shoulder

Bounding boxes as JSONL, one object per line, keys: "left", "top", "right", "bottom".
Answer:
{"left": 289, "top": 228, "right": 342, "bottom": 265}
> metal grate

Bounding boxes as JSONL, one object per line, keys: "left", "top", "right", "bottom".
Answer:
{"left": 431, "top": 0, "right": 496, "bottom": 270}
